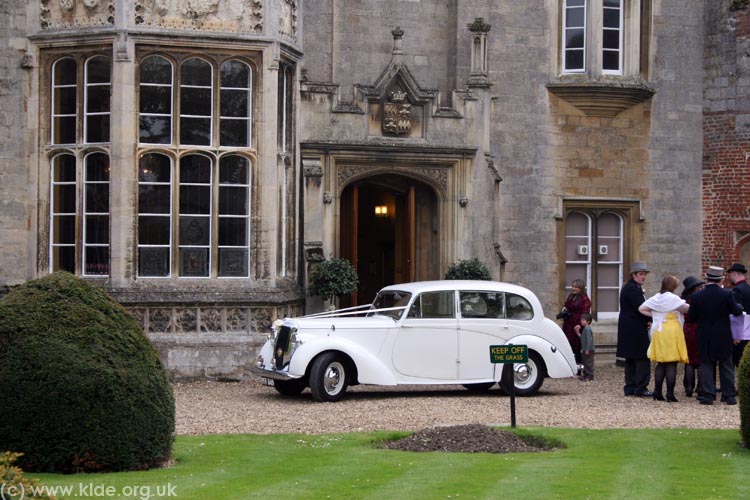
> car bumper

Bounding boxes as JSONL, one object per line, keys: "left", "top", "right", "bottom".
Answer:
{"left": 248, "top": 366, "right": 300, "bottom": 381}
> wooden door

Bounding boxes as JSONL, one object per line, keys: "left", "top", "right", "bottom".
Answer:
{"left": 340, "top": 185, "right": 358, "bottom": 307}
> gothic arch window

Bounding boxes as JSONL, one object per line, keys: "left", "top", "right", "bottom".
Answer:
{"left": 139, "top": 53, "right": 254, "bottom": 148}
{"left": 220, "top": 60, "right": 252, "bottom": 148}
{"left": 51, "top": 57, "right": 77, "bottom": 145}
{"left": 180, "top": 57, "right": 213, "bottom": 146}
{"left": 561, "top": 201, "right": 639, "bottom": 319}
{"left": 137, "top": 151, "right": 252, "bottom": 278}
{"left": 139, "top": 55, "right": 174, "bottom": 145}
{"left": 83, "top": 55, "right": 111, "bottom": 143}
{"left": 49, "top": 151, "right": 110, "bottom": 276}
{"left": 138, "top": 152, "right": 173, "bottom": 277}
{"left": 136, "top": 49, "right": 258, "bottom": 279}
{"left": 46, "top": 51, "right": 112, "bottom": 277}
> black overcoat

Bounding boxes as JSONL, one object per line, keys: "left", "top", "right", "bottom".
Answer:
{"left": 616, "top": 278, "right": 650, "bottom": 359}
{"left": 687, "top": 284, "right": 743, "bottom": 361}
{"left": 731, "top": 280, "right": 750, "bottom": 311}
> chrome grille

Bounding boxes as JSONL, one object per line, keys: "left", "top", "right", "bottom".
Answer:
{"left": 273, "top": 325, "right": 292, "bottom": 369}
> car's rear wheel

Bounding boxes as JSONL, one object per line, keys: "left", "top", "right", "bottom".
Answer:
{"left": 273, "top": 378, "right": 306, "bottom": 396}
{"left": 510, "top": 351, "right": 546, "bottom": 396}
{"left": 310, "top": 352, "right": 349, "bottom": 402}
{"left": 462, "top": 382, "right": 496, "bottom": 392}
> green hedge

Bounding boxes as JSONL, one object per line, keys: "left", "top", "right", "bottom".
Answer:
{"left": 0, "top": 272, "right": 174, "bottom": 473}
{"left": 739, "top": 343, "right": 750, "bottom": 447}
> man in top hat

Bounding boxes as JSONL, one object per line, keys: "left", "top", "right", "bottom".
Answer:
{"left": 687, "top": 266, "right": 743, "bottom": 405}
{"left": 616, "top": 262, "right": 653, "bottom": 397}
{"left": 728, "top": 262, "right": 750, "bottom": 366}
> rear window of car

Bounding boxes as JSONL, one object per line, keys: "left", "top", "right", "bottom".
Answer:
{"left": 459, "top": 291, "right": 505, "bottom": 319}
{"left": 507, "top": 293, "right": 533, "bottom": 320}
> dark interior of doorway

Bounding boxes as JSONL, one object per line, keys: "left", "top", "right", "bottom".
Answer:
{"left": 357, "top": 185, "right": 397, "bottom": 304}
{"left": 341, "top": 174, "right": 438, "bottom": 307}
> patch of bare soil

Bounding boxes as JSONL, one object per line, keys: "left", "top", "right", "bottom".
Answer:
{"left": 382, "top": 424, "right": 556, "bottom": 454}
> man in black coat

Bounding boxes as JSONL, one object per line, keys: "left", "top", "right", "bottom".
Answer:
{"left": 616, "top": 262, "right": 652, "bottom": 397}
{"left": 728, "top": 262, "right": 750, "bottom": 366}
{"left": 687, "top": 265, "right": 743, "bottom": 405}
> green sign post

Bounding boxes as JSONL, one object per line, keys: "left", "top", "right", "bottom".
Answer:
{"left": 489, "top": 344, "right": 528, "bottom": 428}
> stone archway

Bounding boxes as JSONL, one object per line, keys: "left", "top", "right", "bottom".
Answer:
{"left": 340, "top": 174, "right": 438, "bottom": 305}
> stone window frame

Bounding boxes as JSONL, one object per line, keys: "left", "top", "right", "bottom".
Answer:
{"left": 558, "top": 0, "right": 648, "bottom": 79}
{"left": 137, "top": 50, "right": 255, "bottom": 149}
{"left": 44, "top": 49, "right": 113, "bottom": 278}
{"left": 48, "top": 150, "right": 111, "bottom": 277}
{"left": 49, "top": 52, "right": 112, "bottom": 145}
{"left": 135, "top": 46, "right": 261, "bottom": 281}
{"left": 137, "top": 150, "right": 254, "bottom": 279}
{"left": 557, "top": 198, "right": 643, "bottom": 319}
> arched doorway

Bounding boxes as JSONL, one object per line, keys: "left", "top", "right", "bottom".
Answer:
{"left": 340, "top": 174, "right": 439, "bottom": 305}
{"left": 564, "top": 209, "right": 625, "bottom": 319}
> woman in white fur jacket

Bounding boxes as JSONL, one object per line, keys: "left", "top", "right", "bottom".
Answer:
{"left": 639, "top": 275, "right": 690, "bottom": 402}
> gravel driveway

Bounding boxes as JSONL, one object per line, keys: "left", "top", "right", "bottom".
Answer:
{"left": 174, "top": 363, "right": 740, "bottom": 435}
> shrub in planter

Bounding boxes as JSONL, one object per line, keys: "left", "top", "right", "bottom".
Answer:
{"left": 0, "top": 272, "right": 174, "bottom": 473}
{"left": 739, "top": 343, "right": 750, "bottom": 447}
{"left": 307, "top": 257, "right": 358, "bottom": 303}
{"left": 444, "top": 258, "right": 493, "bottom": 281}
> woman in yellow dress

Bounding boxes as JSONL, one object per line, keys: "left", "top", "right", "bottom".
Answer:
{"left": 639, "top": 275, "right": 690, "bottom": 402}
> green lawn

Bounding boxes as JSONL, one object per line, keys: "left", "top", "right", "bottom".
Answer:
{"left": 32, "top": 428, "right": 749, "bottom": 500}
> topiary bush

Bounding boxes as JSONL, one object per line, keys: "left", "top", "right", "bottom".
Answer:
{"left": 444, "top": 258, "right": 493, "bottom": 280}
{"left": 307, "top": 257, "right": 358, "bottom": 302}
{"left": 739, "top": 343, "right": 750, "bottom": 447}
{"left": 0, "top": 272, "right": 174, "bottom": 473}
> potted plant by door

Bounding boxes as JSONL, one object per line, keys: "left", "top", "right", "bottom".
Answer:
{"left": 444, "top": 258, "right": 493, "bottom": 280}
{"left": 307, "top": 257, "right": 359, "bottom": 310}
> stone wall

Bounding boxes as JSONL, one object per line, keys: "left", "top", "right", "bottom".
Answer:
{"left": 0, "top": 0, "right": 33, "bottom": 287}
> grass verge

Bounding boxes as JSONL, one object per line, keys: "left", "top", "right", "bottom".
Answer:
{"left": 30, "top": 428, "right": 750, "bottom": 500}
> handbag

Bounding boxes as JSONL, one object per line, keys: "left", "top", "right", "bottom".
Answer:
{"left": 730, "top": 313, "right": 750, "bottom": 341}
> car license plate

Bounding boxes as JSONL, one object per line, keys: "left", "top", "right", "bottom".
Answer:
{"left": 261, "top": 377, "right": 274, "bottom": 387}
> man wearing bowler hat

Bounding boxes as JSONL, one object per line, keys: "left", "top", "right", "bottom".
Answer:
{"left": 616, "top": 262, "right": 653, "bottom": 397}
{"left": 687, "top": 265, "right": 743, "bottom": 405}
{"left": 728, "top": 262, "right": 750, "bottom": 366}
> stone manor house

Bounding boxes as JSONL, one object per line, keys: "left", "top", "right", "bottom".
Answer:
{"left": 0, "top": 1, "right": 747, "bottom": 379}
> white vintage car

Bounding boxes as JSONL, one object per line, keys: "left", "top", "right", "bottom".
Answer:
{"left": 251, "top": 280, "right": 577, "bottom": 402}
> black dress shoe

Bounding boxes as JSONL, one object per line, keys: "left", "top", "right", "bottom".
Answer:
{"left": 667, "top": 395, "right": 678, "bottom": 403}
{"left": 725, "top": 398, "right": 737, "bottom": 405}
{"left": 699, "top": 399, "right": 714, "bottom": 405}
{"left": 653, "top": 393, "right": 665, "bottom": 401}
{"left": 636, "top": 390, "right": 654, "bottom": 397}
{"left": 685, "top": 391, "right": 693, "bottom": 397}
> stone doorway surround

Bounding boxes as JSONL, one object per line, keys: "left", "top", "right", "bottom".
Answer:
{"left": 300, "top": 143, "right": 476, "bottom": 311}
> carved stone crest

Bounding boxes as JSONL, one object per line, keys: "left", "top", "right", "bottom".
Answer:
{"left": 382, "top": 90, "right": 412, "bottom": 135}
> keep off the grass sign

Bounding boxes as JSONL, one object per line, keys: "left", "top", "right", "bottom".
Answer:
{"left": 489, "top": 344, "right": 528, "bottom": 364}
{"left": 489, "top": 344, "right": 527, "bottom": 428}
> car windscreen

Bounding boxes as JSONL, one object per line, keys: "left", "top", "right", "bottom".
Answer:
{"left": 369, "top": 290, "right": 412, "bottom": 320}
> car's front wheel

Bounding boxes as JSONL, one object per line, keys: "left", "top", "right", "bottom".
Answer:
{"left": 309, "top": 352, "right": 349, "bottom": 402}
{"left": 273, "top": 378, "right": 306, "bottom": 396}
{"left": 506, "top": 351, "right": 546, "bottom": 397}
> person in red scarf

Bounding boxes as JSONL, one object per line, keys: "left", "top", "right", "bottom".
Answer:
{"left": 560, "top": 278, "right": 591, "bottom": 366}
